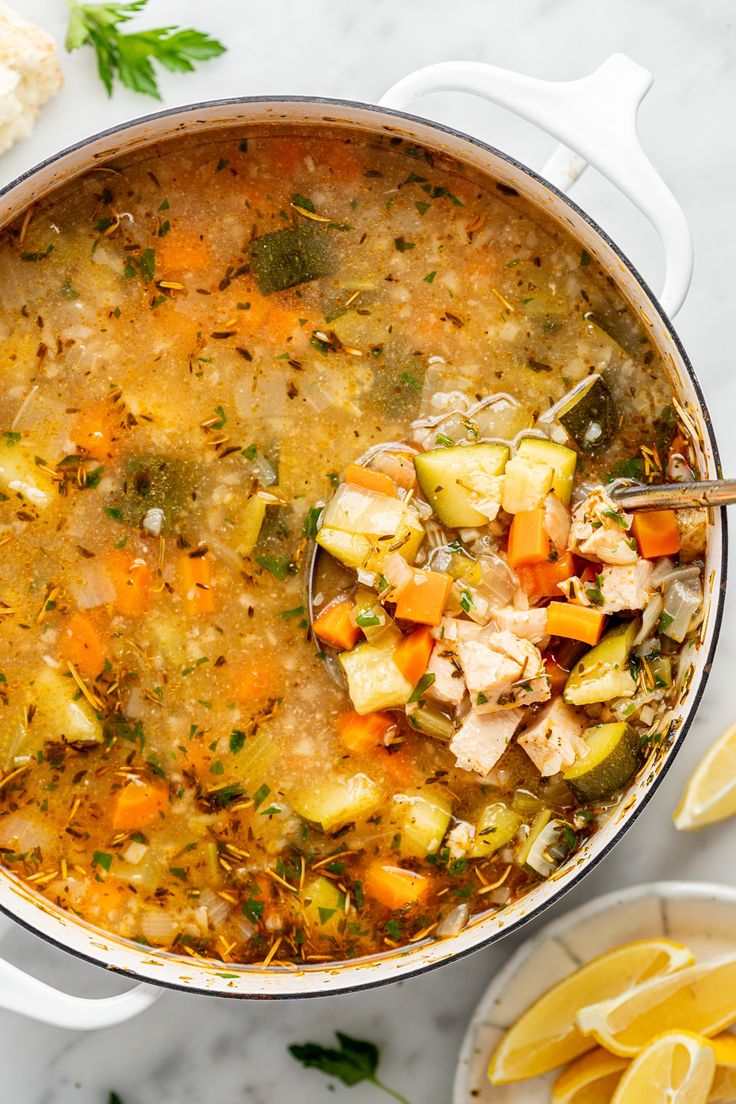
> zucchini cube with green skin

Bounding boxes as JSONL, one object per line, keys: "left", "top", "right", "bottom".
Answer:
{"left": 515, "top": 437, "right": 578, "bottom": 505}
{"left": 563, "top": 619, "right": 639, "bottom": 706}
{"left": 316, "top": 483, "right": 425, "bottom": 573}
{"left": 563, "top": 722, "right": 640, "bottom": 801}
{"left": 248, "top": 223, "right": 333, "bottom": 294}
{"left": 558, "top": 375, "right": 619, "bottom": 456}
{"left": 302, "top": 876, "right": 345, "bottom": 936}
{"left": 414, "top": 443, "right": 509, "bottom": 527}
{"left": 470, "top": 802, "right": 522, "bottom": 858}
{"left": 390, "top": 791, "right": 452, "bottom": 858}
{"left": 339, "top": 636, "right": 413, "bottom": 714}
{"left": 32, "top": 668, "right": 103, "bottom": 746}
{"left": 501, "top": 456, "right": 554, "bottom": 514}
{"left": 290, "top": 772, "right": 384, "bottom": 832}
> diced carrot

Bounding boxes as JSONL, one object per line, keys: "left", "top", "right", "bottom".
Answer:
{"left": 518, "top": 552, "right": 578, "bottom": 598}
{"left": 394, "top": 626, "right": 434, "bottom": 686}
{"left": 344, "top": 463, "right": 397, "bottom": 498}
{"left": 337, "top": 710, "right": 395, "bottom": 754}
{"left": 543, "top": 654, "right": 569, "bottom": 695}
{"left": 326, "top": 143, "right": 363, "bottom": 183}
{"left": 313, "top": 599, "right": 362, "bottom": 651}
{"left": 394, "top": 571, "right": 452, "bottom": 627}
{"left": 178, "top": 553, "right": 215, "bottom": 615}
{"left": 371, "top": 451, "right": 417, "bottom": 490}
{"left": 158, "top": 232, "right": 212, "bottom": 274}
{"left": 180, "top": 738, "right": 213, "bottom": 777}
{"left": 72, "top": 402, "right": 119, "bottom": 461}
{"left": 82, "top": 879, "right": 127, "bottom": 918}
{"left": 631, "top": 509, "right": 681, "bottom": 559}
{"left": 507, "top": 508, "right": 551, "bottom": 568}
{"left": 112, "top": 778, "right": 168, "bottom": 831}
{"left": 107, "top": 551, "right": 150, "bottom": 616}
{"left": 61, "top": 612, "right": 105, "bottom": 679}
{"left": 546, "top": 602, "right": 606, "bottom": 646}
{"left": 363, "top": 863, "right": 431, "bottom": 911}
{"left": 228, "top": 655, "right": 284, "bottom": 703}
{"left": 375, "top": 744, "right": 420, "bottom": 789}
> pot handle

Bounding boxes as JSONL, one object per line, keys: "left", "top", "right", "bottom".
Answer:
{"left": 0, "top": 951, "right": 161, "bottom": 1029}
{"left": 379, "top": 53, "right": 693, "bottom": 318}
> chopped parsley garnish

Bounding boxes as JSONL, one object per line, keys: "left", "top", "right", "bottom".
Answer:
{"left": 394, "top": 236, "right": 415, "bottom": 252}
{"left": 92, "top": 851, "right": 113, "bottom": 872}
{"left": 355, "top": 609, "right": 381, "bottom": 628}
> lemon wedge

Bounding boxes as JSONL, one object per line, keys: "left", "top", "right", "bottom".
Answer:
{"left": 576, "top": 954, "right": 736, "bottom": 1056}
{"left": 610, "top": 1031, "right": 715, "bottom": 1104}
{"left": 552, "top": 1047, "right": 629, "bottom": 1104}
{"left": 710, "top": 1034, "right": 736, "bottom": 1102}
{"left": 674, "top": 722, "right": 736, "bottom": 830}
{"left": 488, "top": 938, "right": 694, "bottom": 1083}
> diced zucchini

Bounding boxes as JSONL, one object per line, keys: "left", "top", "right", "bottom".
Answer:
{"left": 302, "top": 876, "right": 345, "bottom": 936}
{"left": 339, "top": 637, "right": 413, "bottom": 714}
{"left": 501, "top": 456, "right": 554, "bottom": 514}
{"left": 0, "top": 443, "right": 52, "bottom": 508}
{"left": 32, "top": 668, "right": 103, "bottom": 746}
{"left": 558, "top": 375, "right": 619, "bottom": 456}
{"left": 470, "top": 802, "right": 522, "bottom": 858}
{"left": 516, "top": 438, "right": 578, "bottom": 505}
{"left": 317, "top": 483, "right": 425, "bottom": 573}
{"left": 516, "top": 808, "right": 570, "bottom": 877}
{"left": 649, "top": 655, "right": 672, "bottom": 688}
{"left": 563, "top": 722, "right": 640, "bottom": 801}
{"left": 390, "top": 791, "right": 452, "bottom": 858}
{"left": 515, "top": 807, "right": 552, "bottom": 873}
{"left": 414, "top": 443, "right": 509, "bottom": 527}
{"left": 406, "top": 701, "right": 455, "bottom": 741}
{"left": 350, "top": 589, "right": 400, "bottom": 646}
{"left": 248, "top": 223, "right": 332, "bottom": 294}
{"left": 290, "top": 772, "right": 384, "bottom": 831}
{"left": 563, "top": 620, "right": 639, "bottom": 706}
{"left": 236, "top": 494, "right": 268, "bottom": 556}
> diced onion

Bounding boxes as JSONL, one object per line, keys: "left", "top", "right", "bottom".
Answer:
{"left": 633, "top": 594, "right": 663, "bottom": 647}
{"left": 123, "top": 841, "right": 147, "bottom": 865}
{"left": 437, "top": 903, "right": 470, "bottom": 938}
{"left": 70, "top": 564, "right": 115, "bottom": 609}
{"left": 383, "top": 552, "right": 414, "bottom": 596}
{"left": 141, "top": 910, "right": 178, "bottom": 945}
{"left": 254, "top": 455, "right": 278, "bottom": 487}
{"left": 662, "top": 576, "right": 702, "bottom": 643}
{"left": 199, "top": 887, "right": 231, "bottom": 929}
{"left": 476, "top": 556, "right": 516, "bottom": 610}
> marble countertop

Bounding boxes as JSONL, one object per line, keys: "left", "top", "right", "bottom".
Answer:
{"left": 2, "top": 1, "right": 736, "bottom": 1101}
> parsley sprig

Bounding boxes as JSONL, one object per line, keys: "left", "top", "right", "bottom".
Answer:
{"left": 65, "top": 0, "right": 226, "bottom": 99}
{"left": 289, "top": 1032, "right": 412, "bottom": 1103}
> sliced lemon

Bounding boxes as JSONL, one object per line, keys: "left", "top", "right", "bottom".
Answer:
{"left": 710, "top": 1033, "right": 736, "bottom": 1102}
{"left": 674, "top": 721, "right": 736, "bottom": 830}
{"left": 610, "top": 1031, "right": 715, "bottom": 1104}
{"left": 488, "top": 938, "right": 694, "bottom": 1083}
{"left": 577, "top": 954, "right": 736, "bottom": 1056}
{"left": 552, "top": 1047, "right": 629, "bottom": 1104}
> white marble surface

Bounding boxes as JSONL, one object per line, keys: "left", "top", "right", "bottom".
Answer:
{"left": 2, "top": 1, "right": 736, "bottom": 1101}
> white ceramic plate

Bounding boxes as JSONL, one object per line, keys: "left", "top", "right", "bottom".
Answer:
{"left": 453, "top": 881, "right": 736, "bottom": 1104}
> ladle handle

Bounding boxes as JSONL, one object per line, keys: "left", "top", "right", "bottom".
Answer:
{"left": 611, "top": 481, "right": 736, "bottom": 511}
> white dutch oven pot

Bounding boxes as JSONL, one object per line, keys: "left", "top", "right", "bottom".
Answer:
{"left": 0, "top": 54, "right": 725, "bottom": 1027}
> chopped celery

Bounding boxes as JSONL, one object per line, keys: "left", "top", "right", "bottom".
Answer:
{"left": 236, "top": 494, "right": 269, "bottom": 556}
{"left": 302, "top": 876, "right": 345, "bottom": 936}
{"left": 291, "top": 772, "right": 384, "bottom": 831}
{"left": 564, "top": 620, "right": 639, "bottom": 706}
{"left": 390, "top": 791, "right": 452, "bottom": 858}
{"left": 471, "top": 802, "right": 522, "bottom": 858}
{"left": 414, "top": 443, "right": 509, "bottom": 527}
{"left": 501, "top": 456, "right": 553, "bottom": 514}
{"left": 407, "top": 701, "right": 454, "bottom": 741}
{"left": 563, "top": 722, "right": 640, "bottom": 801}
{"left": 339, "top": 637, "right": 413, "bottom": 714}
{"left": 515, "top": 438, "right": 578, "bottom": 505}
{"left": 232, "top": 728, "right": 279, "bottom": 792}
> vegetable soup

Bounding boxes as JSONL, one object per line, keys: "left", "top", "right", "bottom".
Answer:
{"left": 0, "top": 126, "right": 706, "bottom": 965}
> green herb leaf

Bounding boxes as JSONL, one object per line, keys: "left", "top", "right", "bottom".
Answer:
{"left": 3, "top": 431, "right": 21, "bottom": 446}
{"left": 65, "top": 1, "right": 226, "bottom": 99}
{"left": 255, "top": 555, "right": 292, "bottom": 581}
{"left": 92, "top": 850, "right": 113, "bottom": 872}
{"left": 207, "top": 782, "right": 245, "bottom": 808}
{"left": 606, "top": 456, "right": 645, "bottom": 483}
{"left": 580, "top": 249, "right": 592, "bottom": 266}
{"left": 434, "top": 432, "right": 453, "bottom": 447}
{"left": 289, "top": 1032, "right": 410, "bottom": 1100}
{"left": 394, "top": 236, "right": 416, "bottom": 252}
{"left": 291, "top": 193, "right": 315, "bottom": 213}
{"left": 459, "top": 590, "right": 474, "bottom": 613}
{"left": 229, "top": 728, "right": 246, "bottom": 754}
{"left": 252, "top": 783, "right": 271, "bottom": 809}
{"left": 241, "top": 442, "right": 258, "bottom": 461}
{"left": 355, "top": 609, "right": 381, "bottom": 628}
{"left": 303, "top": 506, "right": 322, "bottom": 538}
{"left": 408, "top": 672, "right": 436, "bottom": 703}
{"left": 658, "top": 610, "right": 674, "bottom": 634}
{"left": 423, "top": 270, "right": 436, "bottom": 283}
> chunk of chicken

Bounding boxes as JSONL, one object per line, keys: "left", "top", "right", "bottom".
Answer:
{"left": 426, "top": 642, "right": 466, "bottom": 705}
{"left": 450, "top": 707, "right": 524, "bottom": 776}
{"left": 568, "top": 488, "right": 637, "bottom": 565}
{"left": 445, "top": 820, "right": 475, "bottom": 859}
{"left": 518, "top": 699, "right": 588, "bottom": 777}
{"left": 493, "top": 606, "right": 549, "bottom": 643}
{"left": 435, "top": 617, "right": 483, "bottom": 644}
{"left": 598, "top": 559, "right": 654, "bottom": 613}
{"left": 458, "top": 630, "right": 550, "bottom": 712}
